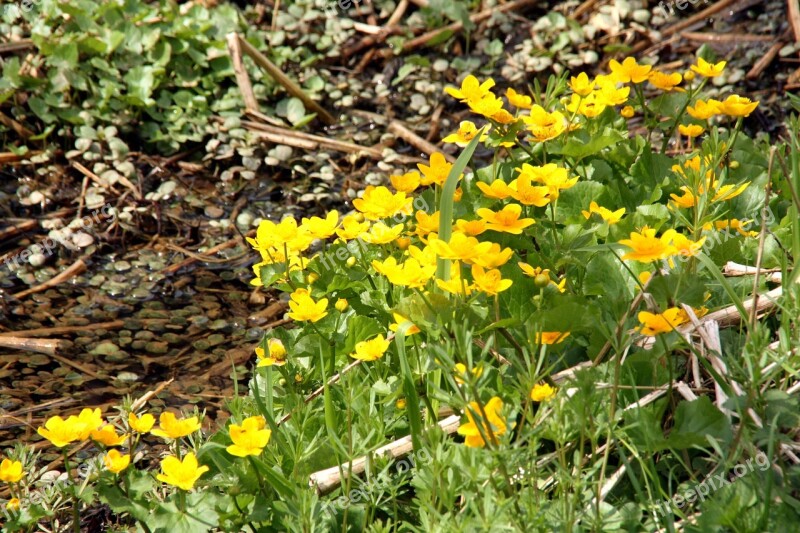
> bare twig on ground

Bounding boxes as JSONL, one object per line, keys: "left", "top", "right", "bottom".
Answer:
{"left": 13, "top": 258, "right": 89, "bottom": 299}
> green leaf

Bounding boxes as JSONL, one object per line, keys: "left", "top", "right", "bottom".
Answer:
{"left": 664, "top": 396, "right": 732, "bottom": 450}
{"left": 342, "top": 315, "right": 384, "bottom": 356}
{"left": 552, "top": 127, "right": 624, "bottom": 159}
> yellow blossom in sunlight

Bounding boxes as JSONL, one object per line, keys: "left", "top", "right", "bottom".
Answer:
{"left": 335, "top": 298, "right": 349, "bottom": 312}
{"left": 351, "top": 334, "right": 391, "bottom": 361}
{"left": 716, "top": 95, "right": 759, "bottom": 118}
{"left": 469, "top": 94, "right": 505, "bottom": 118}
{"left": 638, "top": 271, "right": 652, "bottom": 286}
{"left": 477, "top": 204, "right": 535, "bottom": 234}
{"left": 609, "top": 57, "right": 652, "bottom": 84}
{"left": 287, "top": 288, "right": 328, "bottom": 323}
{"left": 361, "top": 222, "right": 405, "bottom": 245}
{"left": 535, "top": 331, "right": 570, "bottom": 345}
{"left": 618, "top": 227, "right": 678, "bottom": 263}
{"left": 428, "top": 232, "right": 494, "bottom": 263}
{"left": 437, "top": 268, "right": 475, "bottom": 296}
{"left": 455, "top": 218, "right": 488, "bottom": 236}
{"left": 353, "top": 186, "right": 413, "bottom": 221}
{"left": 595, "top": 83, "right": 630, "bottom": 107}
{"left": 6, "top": 498, "right": 20, "bottom": 510}
{"left": 506, "top": 87, "right": 532, "bottom": 109}
{"left": 157, "top": 452, "right": 208, "bottom": 491}
{"left": 569, "top": 72, "right": 594, "bottom": 96}
{"left": 407, "top": 244, "right": 438, "bottom": 269}
{"left": 690, "top": 57, "right": 726, "bottom": 78}
{"left": 415, "top": 211, "right": 440, "bottom": 239}
{"left": 128, "top": 413, "right": 155, "bottom": 433}
{"left": 671, "top": 233, "right": 706, "bottom": 258}
{"left": 417, "top": 152, "right": 457, "bottom": 187}
{"left": 648, "top": 70, "right": 682, "bottom": 91}
{"left": 300, "top": 211, "right": 339, "bottom": 240}
{"left": 443, "top": 121, "right": 488, "bottom": 146}
{"left": 687, "top": 99, "right": 720, "bottom": 120}
{"left": 669, "top": 187, "right": 697, "bottom": 209}
{"left": 389, "top": 312, "right": 420, "bottom": 335}
{"left": 372, "top": 257, "right": 436, "bottom": 288}
{"left": 522, "top": 105, "right": 568, "bottom": 142}
{"left": 476, "top": 179, "right": 515, "bottom": 200}
{"left": 518, "top": 263, "right": 549, "bottom": 281}
{"left": 581, "top": 201, "right": 625, "bottom": 224}
{"left": 454, "top": 363, "right": 483, "bottom": 385}
{"left": 445, "top": 74, "right": 496, "bottom": 104}
{"left": 637, "top": 308, "right": 687, "bottom": 336}
{"left": 530, "top": 383, "right": 557, "bottom": 402}
{"left": 678, "top": 124, "right": 705, "bottom": 137}
{"left": 711, "top": 219, "right": 758, "bottom": 237}
{"left": 248, "top": 217, "right": 312, "bottom": 254}
{"left": 103, "top": 450, "right": 130, "bottom": 474}
{"left": 390, "top": 171, "right": 421, "bottom": 194}
{"left": 711, "top": 182, "right": 750, "bottom": 202}
{"left": 566, "top": 92, "right": 606, "bottom": 118}
{"left": 458, "top": 397, "right": 507, "bottom": 448}
{"left": 256, "top": 338, "right": 287, "bottom": 367}
{"left": 516, "top": 163, "right": 577, "bottom": 199}
{"left": 491, "top": 109, "right": 517, "bottom": 124}
{"left": 151, "top": 412, "right": 202, "bottom": 440}
{"left": 620, "top": 105, "right": 635, "bottom": 118}
{"left": 471, "top": 264, "right": 512, "bottom": 296}
{"left": 471, "top": 243, "right": 514, "bottom": 269}
{"left": 336, "top": 215, "right": 370, "bottom": 241}
{"left": 91, "top": 424, "right": 127, "bottom": 447}
{"left": 0, "top": 458, "right": 23, "bottom": 483}
{"left": 227, "top": 416, "right": 271, "bottom": 457}
{"left": 509, "top": 173, "right": 552, "bottom": 207}
{"left": 38, "top": 412, "right": 96, "bottom": 448}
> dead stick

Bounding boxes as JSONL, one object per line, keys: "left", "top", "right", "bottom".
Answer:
{"left": 0, "top": 111, "right": 34, "bottom": 139}
{"left": 13, "top": 258, "right": 88, "bottom": 299}
{"left": 0, "top": 337, "right": 70, "bottom": 356}
{"left": 235, "top": 33, "right": 336, "bottom": 125}
{"left": 0, "top": 219, "right": 38, "bottom": 243}
{"left": 661, "top": 0, "right": 738, "bottom": 37}
{"left": 388, "top": 120, "right": 456, "bottom": 162}
{"left": 0, "top": 320, "right": 125, "bottom": 338}
{"left": 226, "top": 33, "right": 259, "bottom": 113}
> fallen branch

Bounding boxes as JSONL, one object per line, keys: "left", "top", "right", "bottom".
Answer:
{"left": 388, "top": 120, "right": 456, "bottom": 162}
{"left": 226, "top": 32, "right": 259, "bottom": 113}
{"left": 0, "top": 337, "right": 71, "bottom": 356}
{"left": 13, "top": 258, "right": 88, "bottom": 299}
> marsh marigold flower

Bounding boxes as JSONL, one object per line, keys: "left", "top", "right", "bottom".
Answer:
{"left": 535, "top": 331, "right": 570, "bottom": 345}
{"left": 637, "top": 308, "right": 687, "bottom": 336}
{"left": 690, "top": 57, "right": 726, "bottom": 78}
{"left": 716, "top": 95, "right": 759, "bottom": 118}
{"left": 445, "top": 75, "right": 496, "bottom": 104}
{"left": 157, "top": 452, "right": 208, "bottom": 491}
{"left": 336, "top": 215, "right": 370, "bottom": 241}
{"left": 389, "top": 312, "right": 420, "bottom": 335}
{"left": 38, "top": 413, "right": 93, "bottom": 448}
{"left": 454, "top": 363, "right": 483, "bottom": 384}
{"left": 471, "top": 264, "right": 512, "bottom": 296}
{"left": 390, "top": 171, "right": 421, "bottom": 194}
{"left": 335, "top": 298, "right": 349, "bottom": 312}
{"left": 300, "top": 211, "right": 339, "bottom": 240}
{"left": 6, "top": 497, "right": 20, "bottom": 510}
{"left": 582, "top": 201, "right": 625, "bottom": 225}
{"left": 103, "top": 450, "right": 130, "bottom": 474}
{"left": 476, "top": 179, "right": 515, "bottom": 200}
{"left": 418, "top": 152, "right": 457, "bottom": 187}
{"left": 620, "top": 105, "right": 635, "bottom": 118}
{"left": 0, "top": 458, "right": 23, "bottom": 483}
{"left": 150, "top": 412, "right": 201, "bottom": 440}
{"left": 471, "top": 243, "right": 514, "bottom": 269}
{"left": 522, "top": 105, "right": 567, "bottom": 142}
{"left": 351, "top": 334, "right": 391, "bottom": 361}
{"left": 227, "top": 416, "right": 271, "bottom": 457}
{"left": 648, "top": 70, "right": 682, "bottom": 91}
{"left": 353, "top": 186, "right": 412, "bottom": 221}
{"left": 530, "top": 383, "right": 557, "bottom": 402}
{"left": 128, "top": 413, "right": 155, "bottom": 433}
{"left": 568, "top": 72, "right": 594, "bottom": 96}
{"left": 619, "top": 227, "right": 678, "bottom": 263}
{"left": 687, "top": 99, "right": 720, "bottom": 120}
{"left": 443, "top": 121, "right": 488, "bottom": 146}
{"left": 429, "top": 232, "right": 493, "bottom": 263}
{"left": 91, "top": 424, "right": 127, "bottom": 447}
{"left": 458, "top": 397, "right": 507, "bottom": 448}
{"left": 477, "top": 204, "right": 534, "bottom": 235}
{"left": 506, "top": 87, "right": 532, "bottom": 109}
{"left": 256, "top": 338, "right": 287, "bottom": 367}
{"left": 371, "top": 257, "right": 435, "bottom": 288}
{"left": 609, "top": 57, "right": 652, "bottom": 84}
{"left": 678, "top": 124, "right": 705, "bottom": 137}
{"left": 361, "top": 222, "right": 405, "bottom": 245}
{"left": 287, "top": 288, "right": 328, "bottom": 323}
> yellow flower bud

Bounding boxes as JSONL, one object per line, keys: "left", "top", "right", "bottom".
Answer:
{"left": 346, "top": 257, "right": 357, "bottom": 267}
{"left": 395, "top": 398, "right": 407, "bottom": 409}
{"left": 335, "top": 298, "right": 349, "bottom": 312}
{"left": 307, "top": 272, "right": 319, "bottom": 284}
{"left": 620, "top": 105, "right": 635, "bottom": 118}
{"left": 683, "top": 71, "right": 695, "bottom": 82}
{"left": 395, "top": 237, "right": 411, "bottom": 250}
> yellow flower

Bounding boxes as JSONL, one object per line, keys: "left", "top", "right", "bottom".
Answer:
{"left": 712, "top": 182, "right": 750, "bottom": 203}
{"left": 361, "top": 222, "right": 405, "bottom": 245}
{"left": 637, "top": 308, "right": 687, "bottom": 336}
{"left": 581, "top": 201, "right": 625, "bottom": 225}
{"left": 454, "top": 363, "right": 483, "bottom": 384}
{"left": 609, "top": 57, "right": 652, "bottom": 84}
{"left": 76, "top": 408, "right": 104, "bottom": 440}
{"left": 457, "top": 397, "right": 507, "bottom": 448}
{"left": 128, "top": 413, "right": 155, "bottom": 434}
{"left": 372, "top": 257, "right": 435, "bottom": 288}
{"left": 506, "top": 87, "right": 532, "bottom": 109}
{"left": 390, "top": 171, "right": 421, "bottom": 194}
{"left": 716, "top": 95, "right": 759, "bottom": 118}
{"left": 518, "top": 263, "right": 549, "bottom": 280}
{"left": 535, "top": 331, "right": 570, "bottom": 345}
{"left": 407, "top": 244, "right": 438, "bottom": 268}
{"left": 227, "top": 416, "right": 271, "bottom": 457}
{"left": 351, "top": 334, "right": 390, "bottom": 361}
{"left": 491, "top": 109, "right": 517, "bottom": 124}
{"left": 669, "top": 187, "right": 697, "bottom": 209}
{"left": 471, "top": 243, "right": 514, "bottom": 269}
{"left": 671, "top": 233, "right": 706, "bottom": 257}
{"left": 443, "top": 121, "right": 488, "bottom": 146}
{"left": 336, "top": 215, "right": 370, "bottom": 241}
{"left": 247, "top": 217, "right": 312, "bottom": 254}
{"left": 156, "top": 452, "right": 208, "bottom": 491}
{"left": 595, "top": 83, "right": 630, "bottom": 106}
{"left": 530, "top": 383, "right": 557, "bottom": 402}
{"left": 300, "top": 210, "right": 339, "bottom": 240}
{"left": 415, "top": 210, "right": 440, "bottom": 239}
{"left": 6, "top": 497, "right": 20, "bottom": 510}
{"left": 0, "top": 458, "right": 23, "bottom": 483}
{"left": 648, "top": 70, "right": 682, "bottom": 91}
{"left": 618, "top": 227, "right": 678, "bottom": 263}
{"left": 690, "top": 57, "right": 726, "bottom": 78}
{"left": 91, "top": 424, "right": 127, "bottom": 447}
{"left": 395, "top": 398, "right": 407, "bottom": 409}
{"left": 455, "top": 219, "right": 487, "bottom": 236}
{"left": 469, "top": 94, "right": 505, "bottom": 118}
{"left": 103, "top": 450, "right": 131, "bottom": 474}
{"left": 569, "top": 72, "right": 594, "bottom": 96}
{"left": 389, "top": 312, "right": 420, "bottom": 335}
{"left": 477, "top": 204, "right": 535, "bottom": 234}
{"left": 417, "top": 152, "right": 457, "bottom": 187}
{"left": 256, "top": 338, "right": 287, "bottom": 367}
{"left": 638, "top": 271, "right": 652, "bottom": 286}
{"left": 620, "top": 105, "right": 635, "bottom": 118}
{"left": 687, "top": 99, "right": 720, "bottom": 120}
{"left": 678, "top": 124, "right": 705, "bottom": 137}
{"left": 287, "top": 288, "right": 328, "bottom": 322}
{"left": 522, "top": 105, "right": 567, "bottom": 142}
{"left": 566, "top": 93, "right": 606, "bottom": 118}
{"left": 428, "top": 232, "right": 493, "bottom": 262}
{"left": 444, "top": 74, "right": 496, "bottom": 104}
{"left": 436, "top": 261, "right": 474, "bottom": 296}
{"left": 150, "top": 412, "right": 202, "bottom": 440}
{"left": 37, "top": 415, "right": 85, "bottom": 448}
{"left": 713, "top": 219, "right": 758, "bottom": 237}
{"left": 476, "top": 179, "right": 515, "bottom": 200}
{"left": 471, "top": 264, "right": 512, "bottom": 296}
{"left": 335, "top": 298, "right": 349, "bottom": 312}
{"left": 353, "top": 186, "right": 412, "bottom": 221}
